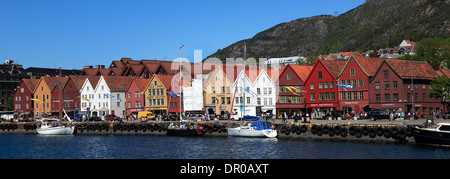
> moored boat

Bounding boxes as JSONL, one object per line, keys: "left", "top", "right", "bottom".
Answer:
{"left": 167, "top": 122, "right": 205, "bottom": 137}
{"left": 410, "top": 123, "right": 450, "bottom": 147}
{"left": 227, "top": 121, "right": 277, "bottom": 138}
{"left": 37, "top": 109, "right": 75, "bottom": 135}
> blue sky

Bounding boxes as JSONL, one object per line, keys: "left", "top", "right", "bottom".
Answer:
{"left": 0, "top": 0, "right": 365, "bottom": 69}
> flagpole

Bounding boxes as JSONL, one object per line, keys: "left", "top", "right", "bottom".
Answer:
{"left": 179, "top": 43, "right": 184, "bottom": 121}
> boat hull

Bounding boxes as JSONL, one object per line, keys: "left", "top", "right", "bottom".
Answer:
{"left": 167, "top": 128, "right": 204, "bottom": 137}
{"left": 227, "top": 127, "right": 277, "bottom": 138}
{"left": 37, "top": 126, "right": 75, "bottom": 135}
{"left": 412, "top": 127, "right": 450, "bottom": 147}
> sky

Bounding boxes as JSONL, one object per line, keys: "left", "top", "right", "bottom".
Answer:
{"left": 0, "top": 0, "right": 366, "bottom": 69}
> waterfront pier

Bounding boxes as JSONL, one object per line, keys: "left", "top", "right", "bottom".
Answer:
{"left": 0, "top": 119, "right": 442, "bottom": 144}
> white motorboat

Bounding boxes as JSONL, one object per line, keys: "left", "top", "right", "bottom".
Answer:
{"left": 37, "top": 109, "right": 75, "bottom": 135}
{"left": 227, "top": 121, "right": 277, "bottom": 138}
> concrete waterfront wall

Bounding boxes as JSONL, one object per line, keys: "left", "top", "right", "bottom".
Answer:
{"left": 0, "top": 120, "right": 427, "bottom": 144}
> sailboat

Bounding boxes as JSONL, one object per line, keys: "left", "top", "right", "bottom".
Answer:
{"left": 37, "top": 109, "right": 75, "bottom": 135}
{"left": 37, "top": 67, "right": 75, "bottom": 135}
{"left": 166, "top": 44, "right": 205, "bottom": 137}
{"left": 227, "top": 43, "right": 277, "bottom": 138}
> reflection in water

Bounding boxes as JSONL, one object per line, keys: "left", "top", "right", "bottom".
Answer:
{"left": 1, "top": 135, "right": 450, "bottom": 159}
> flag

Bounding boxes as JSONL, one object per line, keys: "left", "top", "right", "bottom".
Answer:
{"left": 336, "top": 84, "right": 355, "bottom": 92}
{"left": 244, "top": 88, "right": 257, "bottom": 98}
{"left": 31, "top": 98, "right": 44, "bottom": 103}
{"left": 77, "top": 95, "right": 90, "bottom": 102}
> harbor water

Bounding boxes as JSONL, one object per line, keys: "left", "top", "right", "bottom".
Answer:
{"left": 1, "top": 134, "right": 449, "bottom": 159}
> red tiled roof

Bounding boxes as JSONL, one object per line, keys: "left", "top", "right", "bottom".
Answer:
{"left": 385, "top": 59, "right": 439, "bottom": 80}
{"left": 437, "top": 68, "right": 450, "bottom": 78}
{"left": 134, "top": 78, "right": 151, "bottom": 90}
{"left": 289, "top": 64, "right": 314, "bottom": 82}
{"left": 351, "top": 56, "right": 384, "bottom": 76}
{"left": 155, "top": 75, "right": 175, "bottom": 91}
{"left": 321, "top": 59, "right": 347, "bottom": 77}
{"left": 102, "top": 76, "right": 135, "bottom": 91}
{"left": 22, "top": 79, "right": 40, "bottom": 93}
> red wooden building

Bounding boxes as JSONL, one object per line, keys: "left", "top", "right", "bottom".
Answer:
{"left": 13, "top": 79, "right": 39, "bottom": 119}
{"left": 368, "top": 59, "right": 442, "bottom": 118}
{"left": 125, "top": 78, "right": 150, "bottom": 116}
{"left": 336, "top": 56, "right": 384, "bottom": 114}
{"left": 50, "top": 77, "right": 69, "bottom": 117}
{"left": 305, "top": 59, "right": 346, "bottom": 118}
{"left": 61, "top": 75, "right": 88, "bottom": 117}
{"left": 276, "top": 64, "right": 313, "bottom": 117}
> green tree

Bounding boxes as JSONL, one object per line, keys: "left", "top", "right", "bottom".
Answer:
{"left": 429, "top": 76, "right": 450, "bottom": 107}
{"left": 5, "top": 98, "right": 14, "bottom": 111}
{"left": 414, "top": 37, "right": 450, "bottom": 70}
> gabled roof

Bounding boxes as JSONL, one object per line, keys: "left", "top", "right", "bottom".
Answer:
{"left": 20, "top": 79, "right": 40, "bottom": 93}
{"left": 101, "top": 76, "right": 135, "bottom": 91}
{"left": 64, "top": 75, "right": 89, "bottom": 91}
{"left": 155, "top": 74, "right": 175, "bottom": 91}
{"left": 338, "top": 55, "right": 384, "bottom": 77}
{"left": 289, "top": 64, "right": 314, "bottom": 82}
{"left": 437, "top": 68, "right": 450, "bottom": 78}
{"left": 320, "top": 59, "right": 347, "bottom": 78}
{"left": 384, "top": 59, "right": 439, "bottom": 80}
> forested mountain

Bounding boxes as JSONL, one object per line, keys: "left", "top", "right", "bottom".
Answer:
{"left": 206, "top": 0, "right": 449, "bottom": 61}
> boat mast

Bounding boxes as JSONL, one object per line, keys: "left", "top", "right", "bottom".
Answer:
{"left": 59, "top": 66, "right": 62, "bottom": 121}
{"left": 243, "top": 42, "right": 246, "bottom": 119}
{"left": 179, "top": 43, "right": 184, "bottom": 121}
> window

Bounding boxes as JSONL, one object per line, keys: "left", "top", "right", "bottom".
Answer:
{"left": 383, "top": 70, "right": 389, "bottom": 78}
{"left": 324, "top": 82, "right": 328, "bottom": 89}
{"left": 221, "top": 87, "right": 225, "bottom": 94}
{"left": 247, "top": 97, "right": 250, "bottom": 104}
{"left": 318, "top": 82, "right": 323, "bottom": 89}
{"left": 359, "top": 79, "right": 364, "bottom": 88}
{"left": 211, "top": 97, "right": 215, "bottom": 104}
{"left": 279, "top": 86, "right": 284, "bottom": 93}
{"left": 384, "top": 82, "right": 389, "bottom": 90}
{"left": 352, "top": 80, "right": 357, "bottom": 87}
{"left": 385, "top": 94, "right": 390, "bottom": 102}
{"left": 353, "top": 92, "right": 358, "bottom": 100}
{"left": 393, "top": 93, "right": 399, "bottom": 102}
{"left": 310, "top": 93, "right": 315, "bottom": 101}
{"left": 287, "top": 73, "right": 291, "bottom": 80}
{"left": 393, "top": 81, "right": 398, "bottom": 89}
{"left": 359, "top": 92, "right": 364, "bottom": 100}
{"left": 319, "top": 93, "right": 324, "bottom": 101}
{"left": 221, "top": 97, "right": 225, "bottom": 104}
{"left": 257, "top": 98, "right": 261, "bottom": 105}
{"left": 211, "top": 87, "right": 215, "bottom": 94}
{"left": 154, "top": 81, "right": 157, "bottom": 86}
{"left": 257, "top": 88, "right": 261, "bottom": 95}
{"left": 375, "top": 82, "right": 380, "bottom": 90}
{"left": 376, "top": 94, "right": 381, "bottom": 102}
{"left": 324, "top": 93, "right": 330, "bottom": 101}
{"left": 350, "top": 69, "right": 355, "bottom": 76}
{"left": 330, "top": 93, "right": 335, "bottom": 101}
{"left": 227, "top": 97, "right": 231, "bottom": 104}
{"left": 422, "top": 93, "right": 426, "bottom": 101}
{"left": 330, "top": 82, "right": 334, "bottom": 89}
{"left": 268, "top": 88, "right": 272, "bottom": 94}
{"left": 226, "top": 87, "right": 230, "bottom": 93}
{"left": 341, "top": 92, "right": 346, "bottom": 100}
{"left": 309, "top": 83, "right": 314, "bottom": 90}
{"left": 407, "top": 93, "right": 411, "bottom": 101}
{"left": 318, "top": 71, "right": 322, "bottom": 79}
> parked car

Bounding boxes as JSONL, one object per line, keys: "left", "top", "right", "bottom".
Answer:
{"left": 105, "top": 115, "right": 119, "bottom": 121}
{"left": 330, "top": 110, "right": 344, "bottom": 120}
{"left": 365, "top": 110, "right": 389, "bottom": 121}
{"left": 443, "top": 110, "right": 450, "bottom": 119}
{"left": 87, "top": 117, "right": 102, "bottom": 122}
{"left": 186, "top": 114, "right": 206, "bottom": 121}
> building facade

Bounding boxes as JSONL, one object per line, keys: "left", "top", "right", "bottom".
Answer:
{"left": 203, "top": 66, "right": 234, "bottom": 117}
{"left": 276, "top": 64, "right": 312, "bottom": 118}
{"left": 305, "top": 59, "right": 346, "bottom": 118}
{"left": 368, "top": 59, "right": 442, "bottom": 118}
{"left": 125, "top": 78, "right": 150, "bottom": 117}
{"left": 337, "top": 56, "right": 384, "bottom": 114}
{"left": 13, "top": 79, "right": 39, "bottom": 119}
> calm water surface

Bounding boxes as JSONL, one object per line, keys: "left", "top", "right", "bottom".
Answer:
{"left": 0, "top": 134, "right": 449, "bottom": 159}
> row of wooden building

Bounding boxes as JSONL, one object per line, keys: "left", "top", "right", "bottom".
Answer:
{"left": 12, "top": 55, "right": 450, "bottom": 120}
